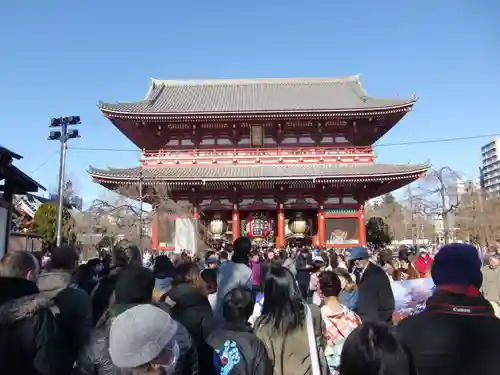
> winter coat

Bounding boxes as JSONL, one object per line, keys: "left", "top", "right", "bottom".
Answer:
{"left": 205, "top": 322, "right": 272, "bottom": 375}
{"left": 415, "top": 254, "right": 433, "bottom": 278}
{"left": 254, "top": 304, "right": 328, "bottom": 375}
{"left": 91, "top": 267, "right": 123, "bottom": 326}
{"left": 296, "top": 255, "right": 312, "bottom": 300}
{"left": 166, "top": 283, "right": 215, "bottom": 344}
{"left": 250, "top": 261, "right": 262, "bottom": 287}
{"left": 356, "top": 262, "right": 395, "bottom": 323}
{"left": 0, "top": 277, "right": 63, "bottom": 375}
{"left": 38, "top": 269, "right": 93, "bottom": 364}
{"left": 73, "top": 303, "right": 198, "bottom": 375}
{"left": 72, "top": 317, "right": 117, "bottom": 375}
{"left": 397, "top": 287, "right": 500, "bottom": 375}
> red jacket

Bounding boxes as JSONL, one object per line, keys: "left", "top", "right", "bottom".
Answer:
{"left": 416, "top": 254, "right": 433, "bottom": 278}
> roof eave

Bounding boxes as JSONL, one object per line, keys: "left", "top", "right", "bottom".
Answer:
{"left": 97, "top": 100, "right": 416, "bottom": 118}
{"left": 88, "top": 166, "right": 429, "bottom": 183}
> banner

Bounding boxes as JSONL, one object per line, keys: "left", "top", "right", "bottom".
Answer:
{"left": 391, "top": 278, "right": 435, "bottom": 323}
{"left": 174, "top": 218, "right": 197, "bottom": 254}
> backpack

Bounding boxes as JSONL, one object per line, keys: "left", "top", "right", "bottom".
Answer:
{"left": 48, "top": 284, "right": 78, "bottom": 318}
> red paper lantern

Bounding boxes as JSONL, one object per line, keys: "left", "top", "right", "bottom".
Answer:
{"left": 247, "top": 213, "right": 271, "bottom": 239}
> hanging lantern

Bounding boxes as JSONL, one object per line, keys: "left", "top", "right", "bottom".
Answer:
{"left": 208, "top": 216, "right": 228, "bottom": 240}
{"left": 246, "top": 212, "right": 271, "bottom": 239}
{"left": 288, "top": 212, "right": 309, "bottom": 236}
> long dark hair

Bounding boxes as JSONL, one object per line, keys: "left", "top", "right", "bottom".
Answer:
{"left": 256, "top": 265, "right": 305, "bottom": 335}
{"left": 153, "top": 255, "right": 175, "bottom": 279}
{"left": 340, "top": 322, "right": 416, "bottom": 375}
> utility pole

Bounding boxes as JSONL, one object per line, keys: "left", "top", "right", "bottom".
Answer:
{"left": 48, "top": 116, "right": 81, "bottom": 247}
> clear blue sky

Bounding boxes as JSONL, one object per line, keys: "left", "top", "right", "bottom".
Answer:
{"left": 1, "top": 0, "right": 498, "bottom": 205}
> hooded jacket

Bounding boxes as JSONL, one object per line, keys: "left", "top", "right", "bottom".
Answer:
{"left": 38, "top": 269, "right": 93, "bottom": 365}
{"left": 0, "top": 277, "right": 63, "bottom": 375}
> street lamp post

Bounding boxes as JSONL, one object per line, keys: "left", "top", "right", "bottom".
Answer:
{"left": 48, "top": 116, "right": 81, "bottom": 247}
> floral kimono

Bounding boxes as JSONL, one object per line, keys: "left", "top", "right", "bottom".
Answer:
{"left": 321, "top": 304, "right": 361, "bottom": 375}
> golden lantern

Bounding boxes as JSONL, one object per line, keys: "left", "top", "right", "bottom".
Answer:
{"left": 288, "top": 212, "right": 309, "bottom": 236}
{"left": 208, "top": 217, "right": 228, "bottom": 240}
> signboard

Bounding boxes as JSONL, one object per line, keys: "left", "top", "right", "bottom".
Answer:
{"left": 325, "top": 217, "right": 359, "bottom": 244}
{"left": 250, "top": 124, "right": 264, "bottom": 147}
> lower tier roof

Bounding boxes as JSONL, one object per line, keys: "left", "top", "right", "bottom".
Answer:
{"left": 88, "top": 163, "right": 429, "bottom": 183}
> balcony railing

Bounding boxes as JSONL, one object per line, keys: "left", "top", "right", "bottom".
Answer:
{"left": 141, "top": 146, "right": 375, "bottom": 166}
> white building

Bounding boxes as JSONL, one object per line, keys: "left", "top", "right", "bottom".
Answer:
{"left": 481, "top": 138, "right": 500, "bottom": 196}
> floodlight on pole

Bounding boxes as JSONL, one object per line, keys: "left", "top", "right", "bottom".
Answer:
{"left": 48, "top": 116, "right": 82, "bottom": 247}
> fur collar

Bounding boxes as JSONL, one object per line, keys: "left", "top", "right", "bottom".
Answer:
{"left": 0, "top": 294, "right": 53, "bottom": 325}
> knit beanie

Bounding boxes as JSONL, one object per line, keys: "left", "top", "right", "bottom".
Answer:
{"left": 431, "top": 243, "right": 482, "bottom": 288}
{"left": 109, "top": 304, "right": 178, "bottom": 369}
{"left": 114, "top": 265, "right": 155, "bottom": 304}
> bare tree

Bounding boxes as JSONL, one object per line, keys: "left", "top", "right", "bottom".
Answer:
{"left": 75, "top": 182, "right": 209, "bottom": 260}
{"left": 414, "top": 166, "right": 463, "bottom": 244}
{"left": 455, "top": 185, "right": 500, "bottom": 246}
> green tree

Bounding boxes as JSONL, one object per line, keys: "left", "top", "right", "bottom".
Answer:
{"left": 366, "top": 216, "right": 392, "bottom": 248}
{"left": 31, "top": 202, "right": 76, "bottom": 250}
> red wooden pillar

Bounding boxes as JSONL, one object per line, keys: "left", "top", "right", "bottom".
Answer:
{"left": 276, "top": 206, "right": 285, "bottom": 248}
{"left": 151, "top": 213, "right": 159, "bottom": 251}
{"left": 232, "top": 207, "right": 240, "bottom": 241}
{"left": 358, "top": 205, "right": 367, "bottom": 245}
{"left": 318, "top": 208, "right": 326, "bottom": 247}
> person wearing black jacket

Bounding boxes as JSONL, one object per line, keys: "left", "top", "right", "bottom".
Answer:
{"left": 38, "top": 246, "right": 93, "bottom": 371}
{"left": 165, "top": 262, "right": 214, "bottom": 345}
{"left": 0, "top": 251, "right": 63, "bottom": 375}
{"left": 397, "top": 244, "right": 500, "bottom": 375}
{"left": 91, "top": 240, "right": 141, "bottom": 325}
{"left": 205, "top": 286, "right": 272, "bottom": 375}
{"left": 295, "top": 248, "right": 312, "bottom": 300}
{"left": 350, "top": 246, "right": 395, "bottom": 323}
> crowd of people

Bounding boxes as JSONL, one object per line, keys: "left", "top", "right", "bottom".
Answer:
{"left": 1, "top": 238, "right": 500, "bottom": 375}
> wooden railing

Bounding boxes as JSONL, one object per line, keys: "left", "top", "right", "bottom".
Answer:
{"left": 141, "top": 146, "right": 375, "bottom": 165}
{"left": 143, "top": 146, "right": 373, "bottom": 159}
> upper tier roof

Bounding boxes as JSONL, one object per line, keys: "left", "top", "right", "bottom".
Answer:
{"left": 99, "top": 75, "right": 415, "bottom": 115}
{"left": 89, "top": 163, "right": 428, "bottom": 182}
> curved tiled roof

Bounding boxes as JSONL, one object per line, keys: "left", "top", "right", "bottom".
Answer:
{"left": 99, "top": 75, "right": 415, "bottom": 115}
{"left": 88, "top": 163, "right": 429, "bottom": 182}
